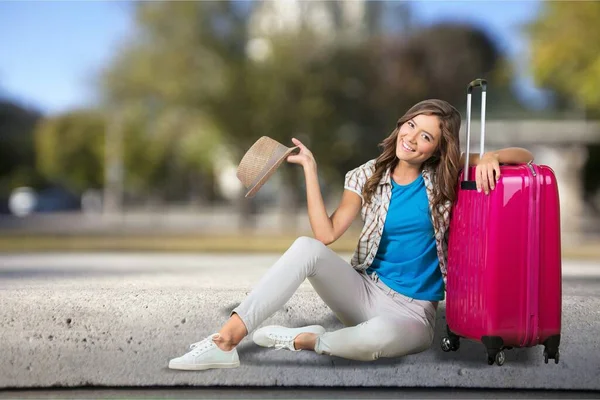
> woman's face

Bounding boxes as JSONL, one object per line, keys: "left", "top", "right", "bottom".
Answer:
{"left": 396, "top": 114, "right": 442, "bottom": 166}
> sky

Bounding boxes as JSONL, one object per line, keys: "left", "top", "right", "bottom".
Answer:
{"left": 0, "top": 0, "right": 545, "bottom": 115}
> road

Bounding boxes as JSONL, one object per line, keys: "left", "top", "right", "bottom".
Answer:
{"left": 0, "top": 253, "right": 599, "bottom": 395}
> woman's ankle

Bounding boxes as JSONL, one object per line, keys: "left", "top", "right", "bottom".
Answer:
{"left": 294, "top": 333, "right": 318, "bottom": 351}
{"left": 213, "top": 334, "right": 237, "bottom": 351}
{"left": 215, "top": 313, "right": 248, "bottom": 351}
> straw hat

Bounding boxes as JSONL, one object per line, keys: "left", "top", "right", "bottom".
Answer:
{"left": 236, "top": 136, "right": 300, "bottom": 198}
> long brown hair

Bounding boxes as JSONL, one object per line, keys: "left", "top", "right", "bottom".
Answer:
{"left": 363, "top": 99, "right": 462, "bottom": 231}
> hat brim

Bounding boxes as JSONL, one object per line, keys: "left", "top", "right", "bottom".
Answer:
{"left": 245, "top": 146, "right": 300, "bottom": 198}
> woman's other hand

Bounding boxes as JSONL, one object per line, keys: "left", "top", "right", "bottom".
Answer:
{"left": 476, "top": 152, "right": 501, "bottom": 194}
{"left": 286, "top": 138, "right": 317, "bottom": 170}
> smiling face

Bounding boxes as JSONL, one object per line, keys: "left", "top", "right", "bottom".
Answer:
{"left": 395, "top": 113, "right": 442, "bottom": 166}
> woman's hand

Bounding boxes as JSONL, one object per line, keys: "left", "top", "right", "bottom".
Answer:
{"left": 286, "top": 138, "right": 317, "bottom": 170}
{"left": 476, "top": 152, "right": 501, "bottom": 194}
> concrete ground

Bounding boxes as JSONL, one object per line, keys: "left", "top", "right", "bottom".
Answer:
{"left": 1, "top": 253, "right": 599, "bottom": 393}
{"left": 1, "top": 388, "right": 599, "bottom": 399}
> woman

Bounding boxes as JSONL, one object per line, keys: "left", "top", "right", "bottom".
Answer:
{"left": 168, "top": 99, "right": 534, "bottom": 370}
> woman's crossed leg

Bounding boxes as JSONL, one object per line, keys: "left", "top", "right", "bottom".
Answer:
{"left": 168, "top": 237, "right": 434, "bottom": 370}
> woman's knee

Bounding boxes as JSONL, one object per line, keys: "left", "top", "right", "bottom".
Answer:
{"left": 355, "top": 318, "right": 399, "bottom": 360}
{"left": 355, "top": 317, "right": 431, "bottom": 360}
{"left": 283, "top": 236, "right": 328, "bottom": 276}
{"left": 290, "top": 236, "right": 327, "bottom": 259}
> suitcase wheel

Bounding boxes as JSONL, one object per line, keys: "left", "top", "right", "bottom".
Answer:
{"left": 441, "top": 336, "right": 460, "bottom": 352}
{"left": 487, "top": 350, "right": 505, "bottom": 366}
{"left": 544, "top": 349, "right": 560, "bottom": 364}
{"left": 441, "top": 325, "right": 461, "bottom": 352}
{"left": 495, "top": 351, "right": 505, "bottom": 366}
{"left": 543, "top": 335, "right": 561, "bottom": 364}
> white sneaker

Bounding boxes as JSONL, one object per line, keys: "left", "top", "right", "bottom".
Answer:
{"left": 168, "top": 333, "right": 240, "bottom": 371}
{"left": 252, "top": 325, "right": 326, "bottom": 351}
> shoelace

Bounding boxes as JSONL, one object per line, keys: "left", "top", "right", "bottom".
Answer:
{"left": 189, "top": 335, "right": 217, "bottom": 355}
{"left": 269, "top": 334, "right": 296, "bottom": 351}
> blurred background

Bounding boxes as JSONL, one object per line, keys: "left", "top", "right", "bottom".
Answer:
{"left": 0, "top": 0, "right": 599, "bottom": 254}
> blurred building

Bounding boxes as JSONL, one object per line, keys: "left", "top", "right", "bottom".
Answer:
{"left": 248, "top": 0, "right": 369, "bottom": 41}
{"left": 244, "top": 0, "right": 394, "bottom": 62}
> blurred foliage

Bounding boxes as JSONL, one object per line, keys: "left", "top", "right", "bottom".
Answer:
{"left": 114, "top": 104, "right": 221, "bottom": 201}
{"left": 1, "top": 0, "right": 598, "bottom": 220}
{"left": 0, "top": 100, "right": 44, "bottom": 196}
{"left": 528, "top": 2, "right": 600, "bottom": 116}
{"left": 0, "top": 1, "right": 529, "bottom": 211}
{"left": 100, "top": 0, "right": 512, "bottom": 208}
{"left": 33, "top": 106, "right": 221, "bottom": 201}
{"left": 528, "top": 2, "right": 600, "bottom": 209}
{"left": 34, "top": 110, "right": 105, "bottom": 193}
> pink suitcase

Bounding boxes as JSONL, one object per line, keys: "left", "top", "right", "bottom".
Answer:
{"left": 442, "top": 79, "right": 562, "bottom": 366}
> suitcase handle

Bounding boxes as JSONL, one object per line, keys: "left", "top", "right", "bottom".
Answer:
{"left": 463, "top": 78, "right": 487, "bottom": 184}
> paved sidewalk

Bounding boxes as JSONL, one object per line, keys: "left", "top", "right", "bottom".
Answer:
{"left": 1, "top": 253, "right": 599, "bottom": 390}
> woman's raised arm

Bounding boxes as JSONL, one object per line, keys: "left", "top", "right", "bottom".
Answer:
{"left": 287, "top": 138, "right": 361, "bottom": 245}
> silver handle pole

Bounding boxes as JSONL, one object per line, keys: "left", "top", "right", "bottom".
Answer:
{"left": 480, "top": 90, "right": 486, "bottom": 157}
{"left": 464, "top": 93, "right": 472, "bottom": 181}
{"left": 463, "top": 79, "right": 487, "bottom": 182}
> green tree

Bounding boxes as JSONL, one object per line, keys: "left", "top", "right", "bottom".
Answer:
{"left": 100, "top": 1, "right": 515, "bottom": 227}
{"left": 114, "top": 103, "right": 222, "bottom": 201}
{"left": 528, "top": 2, "right": 600, "bottom": 115}
{"left": 0, "top": 100, "right": 43, "bottom": 196}
{"left": 34, "top": 110, "right": 105, "bottom": 193}
{"left": 101, "top": 1, "right": 239, "bottom": 204}
{"left": 33, "top": 106, "right": 221, "bottom": 202}
{"left": 528, "top": 2, "right": 600, "bottom": 214}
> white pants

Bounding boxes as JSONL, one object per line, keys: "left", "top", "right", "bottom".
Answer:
{"left": 231, "top": 236, "right": 437, "bottom": 361}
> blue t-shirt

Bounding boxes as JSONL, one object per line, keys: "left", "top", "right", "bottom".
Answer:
{"left": 366, "top": 174, "right": 445, "bottom": 301}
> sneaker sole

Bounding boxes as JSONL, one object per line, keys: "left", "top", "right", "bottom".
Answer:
{"left": 168, "top": 361, "right": 240, "bottom": 371}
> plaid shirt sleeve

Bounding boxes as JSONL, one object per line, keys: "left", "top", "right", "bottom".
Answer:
{"left": 344, "top": 165, "right": 368, "bottom": 203}
{"left": 343, "top": 161, "right": 377, "bottom": 269}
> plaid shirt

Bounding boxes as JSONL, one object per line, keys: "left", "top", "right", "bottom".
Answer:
{"left": 344, "top": 159, "right": 451, "bottom": 284}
